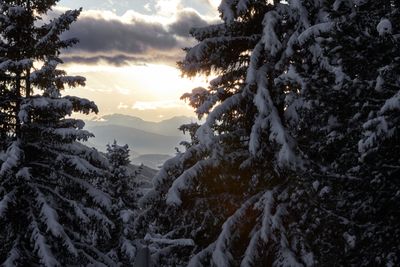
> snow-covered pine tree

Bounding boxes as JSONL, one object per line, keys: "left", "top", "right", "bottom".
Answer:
{"left": 0, "top": 80, "right": 13, "bottom": 150}
{"left": 291, "top": 1, "right": 400, "bottom": 265}
{"left": 0, "top": 1, "right": 116, "bottom": 266}
{"left": 140, "top": 0, "right": 400, "bottom": 266}
{"left": 105, "top": 140, "right": 140, "bottom": 266}
{"left": 139, "top": 1, "right": 319, "bottom": 266}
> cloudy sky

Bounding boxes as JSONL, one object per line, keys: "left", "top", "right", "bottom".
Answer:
{"left": 57, "top": 0, "right": 221, "bottom": 121}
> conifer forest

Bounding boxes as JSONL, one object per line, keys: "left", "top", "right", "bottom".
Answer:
{"left": 0, "top": 0, "right": 399, "bottom": 266}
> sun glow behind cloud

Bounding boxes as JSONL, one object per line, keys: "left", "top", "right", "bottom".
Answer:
{"left": 58, "top": 0, "right": 220, "bottom": 121}
{"left": 209, "top": 0, "right": 221, "bottom": 9}
{"left": 65, "top": 63, "right": 207, "bottom": 100}
{"left": 132, "top": 100, "right": 184, "bottom": 111}
{"left": 64, "top": 63, "right": 209, "bottom": 121}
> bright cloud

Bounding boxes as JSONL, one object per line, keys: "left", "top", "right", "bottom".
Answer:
{"left": 64, "top": 63, "right": 208, "bottom": 120}
{"left": 57, "top": 0, "right": 219, "bottom": 121}
{"left": 208, "top": 0, "right": 221, "bottom": 8}
{"left": 155, "top": 0, "right": 181, "bottom": 16}
{"left": 117, "top": 102, "right": 129, "bottom": 109}
{"left": 132, "top": 100, "right": 186, "bottom": 110}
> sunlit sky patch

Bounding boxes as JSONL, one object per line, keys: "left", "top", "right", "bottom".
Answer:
{"left": 57, "top": 0, "right": 221, "bottom": 121}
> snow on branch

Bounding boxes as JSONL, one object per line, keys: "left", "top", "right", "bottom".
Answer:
{"left": 19, "top": 97, "right": 73, "bottom": 123}
{"left": 144, "top": 233, "right": 195, "bottom": 246}
{"left": 74, "top": 242, "right": 114, "bottom": 267}
{"left": 57, "top": 75, "right": 86, "bottom": 88}
{"left": 166, "top": 158, "right": 215, "bottom": 206}
{"left": 141, "top": 144, "right": 206, "bottom": 207}
{"left": 274, "top": 65, "right": 306, "bottom": 93}
{"left": 379, "top": 91, "right": 400, "bottom": 114}
{"left": 187, "top": 242, "right": 216, "bottom": 267}
{"left": 358, "top": 116, "right": 391, "bottom": 158}
{"left": 2, "top": 238, "right": 21, "bottom": 267}
{"left": 256, "top": 190, "right": 307, "bottom": 267}
{"left": 58, "top": 143, "right": 109, "bottom": 169}
{"left": 152, "top": 152, "right": 184, "bottom": 189}
{"left": 66, "top": 175, "right": 112, "bottom": 210}
{"left": 0, "top": 141, "right": 23, "bottom": 176}
{"left": 30, "top": 219, "right": 60, "bottom": 267}
{"left": 262, "top": 11, "right": 283, "bottom": 56}
{"left": 218, "top": 0, "right": 236, "bottom": 24}
{"left": 34, "top": 189, "right": 78, "bottom": 256}
{"left": 82, "top": 207, "right": 114, "bottom": 231}
{"left": 377, "top": 18, "right": 392, "bottom": 36}
{"left": 197, "top": 93, "right": 244, "bottom": 148}
{"left": 240, "top": 229, "right": 261, "bottom": 267}
{"left": 314, "top": 44, "right": 347, "bottom": 87}
{"left": 64, "top": 96, "right": 99, "bottom": 115}
{"left": 284, "top": 31, "right": 300, "bottom": 58}
{"left": 274, "top": 232, "right": 304, "bottom": 267}
{"left": 84, "top": 186, "right": 112, "bottom": 211}
{"left": 139, "top": 153, "right": 183, "bottom": 207}
{"left": 287, "top": 0, "right": 311, "bottom": 28}
{"left": 275, "top": 65, "right": 310, "bottom": 125}
{"left": 248, "top": 21, "right": 300, "bottom": 167}
{"left": 212, "top": 193, "right": 263, "bottom": 267}
{"left": 36, "top": 184, "right": 91, "bottom": 224}
{"left": 7, "top": 5, "right": 26, "bottom": 17}
{"left": 185, "top": 36, "right": 258, "bottom": 63}
{"left": 297, "top": 22, "right": 335, "bottom": 45}
{"left": 120, "top": 237, "right": 136, "bottom": 260}
{"left": 36, "top": 9, "right": 81, "bottom": 49}
{"left": 30, "top": 59, "right": 86, "bottom": 91}
{"left": 181, "top": 87, "right": 219, "bottom": 118}
{"left": 358, "top": 90, "right": 399, "bottom": 160}
{"left": 35, "top": 192, "right": 62, "bottom": 239}
{"left": 46, "top": 128, "right": 94, "bottom": 142}
{"left": 249, "top": 68, "right": 298, "bottom": 167}
{"left": 284, "top": 93, "right": 310, "bottom": 125}
{"left": 59, "top": 154, "right": 102, "bottom": 175}
{"left": 246, "top": 42, "right": 264, "bottom": 84}
{"left": 0, "top": 58, "right": 33, "bottom": 72}
{"left": 0, "top": 190, "right": 16, "bottom": 217}
{"left": 16, "top": 167, "right": 32, "bottom": 180}
{"left": 237, "top": 0, "right": 251, "bottom": 15}
{"left": 259, "top": 191, "right": 275, "bottom": 242}
{"left": 190, "top": 23, "right": 226, "bottom": 41}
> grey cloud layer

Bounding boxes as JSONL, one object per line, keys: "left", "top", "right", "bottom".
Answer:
{"left": 169, "top": 10, "right": 209, "bottom": 37}
{"left": 61, "top": 54, "right": 181, "bottom": 66}
{"left": 64, "top": 17, "right": 178, "bottom": 53}
{"left": 62, "top": 10, "right": 212, "bottom": 66}
{"left": 61, "top": 55, "right": 147, "bottom": 66}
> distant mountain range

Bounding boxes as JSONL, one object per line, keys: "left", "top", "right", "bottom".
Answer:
{"left": 131, "top": 154, "right": 172, "bottom": 170}
{"left": 86, "top": 114, "right": 196, "bottom": 137}
{"left": 83, "top": 114, "right": 196, "bottom": 169}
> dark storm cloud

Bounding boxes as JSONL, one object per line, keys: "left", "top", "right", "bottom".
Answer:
{"left": 61, "top": 9, "right": 214, "bottom": 66}
{"left": 61, "top": 54, "right": 182, "bottom": 66}
{"left": 61, "top": 54, "right": 147, "bottom": 66}
{"left": 63, "top": 17, "right": 178, "bottom": 54}
{"left": 169, "top": 10, "right": 209, "bottom": 37}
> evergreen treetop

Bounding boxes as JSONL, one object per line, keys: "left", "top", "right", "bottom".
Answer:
{"left": 0, "top": 1, "right": 117, "bottom": 266}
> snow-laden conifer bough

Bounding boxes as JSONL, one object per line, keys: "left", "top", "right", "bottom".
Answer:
{"left": 138, "top": 0, "right": 400, "bottom": 266}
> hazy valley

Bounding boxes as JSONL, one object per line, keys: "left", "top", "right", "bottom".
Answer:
{"left": 83, "top": 114, "right": 195, "bottom": 168}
